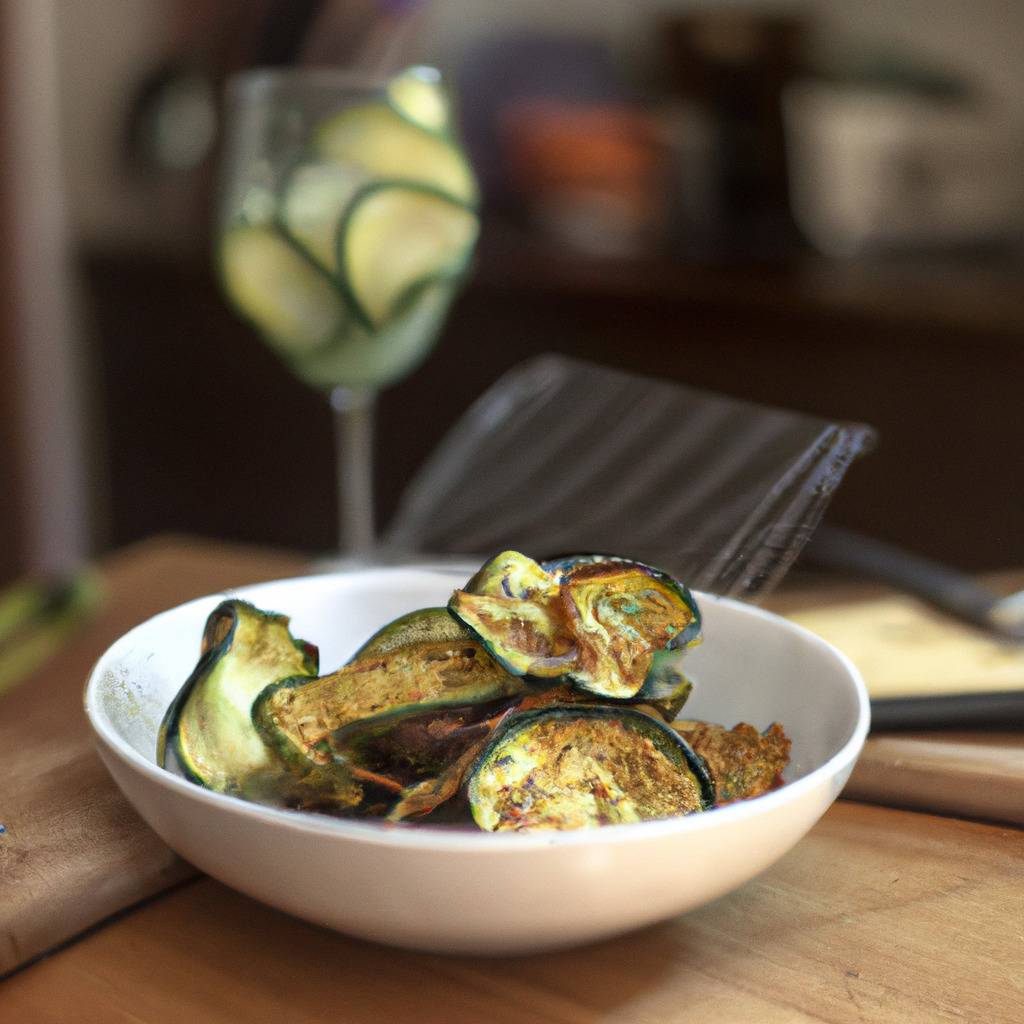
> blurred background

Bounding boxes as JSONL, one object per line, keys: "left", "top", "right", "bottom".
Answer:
{"left": 2, "top": 0, "right": 1022, "bottom": 587}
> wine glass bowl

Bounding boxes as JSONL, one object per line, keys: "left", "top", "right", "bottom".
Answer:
{"left": 216, "top": 67, "right": 480, "bottom": 556}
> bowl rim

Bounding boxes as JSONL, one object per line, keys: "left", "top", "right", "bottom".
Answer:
{"left": 84, "top": 567, "right": 870, "bottom": 854}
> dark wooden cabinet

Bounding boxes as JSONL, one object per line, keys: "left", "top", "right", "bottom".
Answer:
{"left": 82, "top": 227, "right": 1024, "bottom": 571}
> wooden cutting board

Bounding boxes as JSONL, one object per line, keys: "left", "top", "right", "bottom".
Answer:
{"left": 786, "top": 588, "right": 1024, "bottom": 825}
{"left": 0, "top": 537, "right": 307, "bottom": 977}
{"left": 788, "top": 595, "right": 1024, "bottom": 700}
{"left": 846, "top": 731, "right": 1024, "bottom": 825}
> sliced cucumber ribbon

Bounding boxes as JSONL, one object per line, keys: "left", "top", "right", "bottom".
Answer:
{"left": 221, "top": 67, "right": 480, "bottom": 382}
{"left": 314, "top": 102, "right": 477, "bottom": 205}
{"left": 280, "top": 161, "right": 365, "bottom": 274}
{"left": 386, "top": 66, "right": 451, "bottom": 135}
{"left": 220, "top": 225, "right": 347, "bottom": 353}
{"left": 338, "top": 182, "right": 479, "bottom": 329}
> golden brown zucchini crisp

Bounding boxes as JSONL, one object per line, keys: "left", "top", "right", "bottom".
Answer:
{"left": 674, "top": 720, "right": 791, "bottom": 805}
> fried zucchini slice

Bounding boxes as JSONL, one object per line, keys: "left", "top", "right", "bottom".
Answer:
{"left": 468, "top": 706, "right": 714, "bottom": 831}
{"left": 450, "top": 552, "right": 701, "bottom": 699}
{"left": 350, "top": 606, "right": 473, "bottom": 660}
{"left": 331, "top": 698, "right": 515, "bottom": 821}
{"left": 254, "top": 638, "right": 527, "bottom": 770}
{"left": 158, "top": 600, "right": 316, "bottom": 791}
{"left": 559, "top": 561, "right": 700, "bottom": 699}
{"left": 158, "top": 600, "right": 360, "bottom": 809}
{"left": 674, "top": 720, "right": 792, "bottom": 804}
{"left": 449, "top": 550, "right": 576, "bottom": 678}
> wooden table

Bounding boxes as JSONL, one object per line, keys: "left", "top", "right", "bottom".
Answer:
{"left": 3, "top": 538, "right": 1023, "bottom": 1023}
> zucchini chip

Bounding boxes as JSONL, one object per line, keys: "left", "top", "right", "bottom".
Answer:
{"left": 559, "top": 561, "right": 700, "bottom": 699}
{"left": 675, "top": 720, "right": 791, "bottom": 804}
{"left": 159, "top": 600, "right": 358, "bottom": 808}
{"left": 468, "top": 706, "right": 714, "bottom": 831}
{"left": 254, "top": 638, "right": 527, "bottom": 770}
{"left": 450, "top": 551, "right": 701, "bottom": 699}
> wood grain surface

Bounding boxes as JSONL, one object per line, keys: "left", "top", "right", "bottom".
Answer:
{"left": 0, "top": 537, "right": 306, "bottom": 975}
{"left": 6, "top": 802, "right": 1023, "bottom": 1024}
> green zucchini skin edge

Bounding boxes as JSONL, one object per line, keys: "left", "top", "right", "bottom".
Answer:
{"left": 628, "top": 661, "right": 694, "bottom": 722}
{"left": 334, "top": 177, "right": 479, "bottom": 331}
{"left": 349, "top": 606, "right": 473, "bottom": 661}
{"left": 467, "top": 704, "right": 716, "bottom": 821}
{"left": 158, "top": 599, "right": 319, "bottom": 788}
{"left": 250, "top": 675, "right": 326, "bottom": 774}
{"left": 215, "top": 220, "right": 351, "bottom": 375}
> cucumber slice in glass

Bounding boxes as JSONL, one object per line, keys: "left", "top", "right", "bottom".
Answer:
{"left": 314, "top": 103, "right": 477, "bottom": 205}
{"left": 338, "top": 182, "right": 478, "bottom": 329}
{"left": 296, "top": 279, "right": 457, "bottom": 390}
{"left": 220, "top": 224, "right": 346, "bottom": 353}
{"left": 279, "top": 161, "right": 365, "bottom": 274}
{"left": 386, "top": 66, "right": 450, "bottom": 134}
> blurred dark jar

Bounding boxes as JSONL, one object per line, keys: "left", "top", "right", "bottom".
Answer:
{"left": 660, "top": 10, "right": 807, "bottom": 257}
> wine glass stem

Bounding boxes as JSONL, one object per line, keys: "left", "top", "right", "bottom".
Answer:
{"left": 331, "top": 385, "right": 376, "bottom": 559}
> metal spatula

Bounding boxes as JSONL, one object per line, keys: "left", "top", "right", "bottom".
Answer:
{"left": 384, "top": 355, "right": 875, "bottom": 600}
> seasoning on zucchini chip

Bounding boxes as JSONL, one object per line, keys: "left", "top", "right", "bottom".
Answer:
{"left": 451, "top": 551, "right": 576, "bottom": 678}
{"left": 253, "top": 636, "right": 526, "bottom": 770}
{"left": 468, "top": 706, "right": 714, "bottom": 831}
{"left": 675, "top": 720, "right": 792, "bottom": 804}
{"left": 450, "top": 551, "right": 701, "bottom": 699}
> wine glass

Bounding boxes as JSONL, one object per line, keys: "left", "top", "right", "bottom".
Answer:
{"left": 216, "top": 66, "right": 479, "bottom": 561}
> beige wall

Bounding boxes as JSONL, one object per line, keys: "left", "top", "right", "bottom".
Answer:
{"left": 53, "top": 0, "right": 193, "bottom": 249}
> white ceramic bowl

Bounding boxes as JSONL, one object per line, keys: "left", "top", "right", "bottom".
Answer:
{"left": 84, "top": 568, "right": 869, "bottom": 955}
